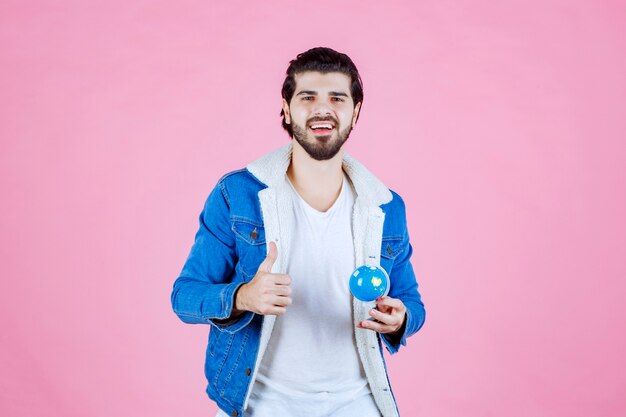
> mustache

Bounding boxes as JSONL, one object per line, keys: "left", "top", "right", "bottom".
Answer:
{"left": 307, "top": 116, "right": 338, "bottom": 125}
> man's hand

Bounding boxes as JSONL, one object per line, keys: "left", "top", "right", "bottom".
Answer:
{"left": 235, "top": 241, "right": 293, "bottom": 316}
{"left": 356, "top": 296, "right": 407, "bottom": 337}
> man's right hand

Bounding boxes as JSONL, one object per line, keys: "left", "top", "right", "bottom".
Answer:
{"left": 235, "top": 241, "right": 292, "bottom": 316}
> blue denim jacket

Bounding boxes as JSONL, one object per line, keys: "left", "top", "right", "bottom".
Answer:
{"left": 171, "top": 144, "right": 425, "bottom": 417}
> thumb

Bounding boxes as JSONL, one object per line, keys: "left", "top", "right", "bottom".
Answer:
{"left": 258, "top": 241, "right": 278, "bottom": 273}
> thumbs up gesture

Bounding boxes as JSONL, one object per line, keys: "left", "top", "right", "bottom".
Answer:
{"left": 235, "top": 241, "right": 293, "bottom": 316}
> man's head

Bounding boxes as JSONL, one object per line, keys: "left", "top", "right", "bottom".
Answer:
{"left": 280, "top": 47, "right": 364, "bottom": 160}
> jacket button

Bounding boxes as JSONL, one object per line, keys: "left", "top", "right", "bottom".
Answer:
{"left": 232, "top": 411, "right": 238, "bottom": 417}
{"left": 250, "top": 227, "right": 258, "bottom": 239}
{"left": 387, "top": 245, "right": 393, "bottom": 255}
{"left": 246, "top": 368, "right": 251, "bottom": 376}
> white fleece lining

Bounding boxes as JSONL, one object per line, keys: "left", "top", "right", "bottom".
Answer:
{"left": 243, "top": 143, "right": 398, "bottom": 417}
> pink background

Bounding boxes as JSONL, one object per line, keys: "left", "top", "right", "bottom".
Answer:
{"left": 2, "top": 1, "right": 625, "bottom": 416}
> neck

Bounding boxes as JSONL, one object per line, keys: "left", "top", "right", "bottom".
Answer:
{"left": 287, "top": 139, "right": 344, "bottom": 211}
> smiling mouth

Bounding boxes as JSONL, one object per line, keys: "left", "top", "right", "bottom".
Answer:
{"left": 308, "top": 122, "right": 335, "bottom": 136}
{"left": 310, "top": 128, "right": 334, "bottom": 136}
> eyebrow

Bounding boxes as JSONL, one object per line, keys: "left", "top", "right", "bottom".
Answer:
{"left": 296, "top": 90, "right": 349, "bottom": 98}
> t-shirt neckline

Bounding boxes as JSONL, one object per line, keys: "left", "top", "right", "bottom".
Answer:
{"left": 285, "top": 173, "right": 349, "bottom": 218}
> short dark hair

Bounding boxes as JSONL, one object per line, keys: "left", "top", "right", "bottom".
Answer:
{"left": 280, "top": 47, "right": 364, "bottom": 137}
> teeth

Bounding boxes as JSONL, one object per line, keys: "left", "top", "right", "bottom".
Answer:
{"left": 311, "top": 123, "right": 333, "bottom": 129}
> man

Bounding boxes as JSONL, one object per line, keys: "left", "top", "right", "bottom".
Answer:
{"left": 171, "top": 47, "right": 426, "bottom": 417}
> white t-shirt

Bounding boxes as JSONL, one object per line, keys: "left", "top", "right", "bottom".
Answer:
{"left": 240, "top": 173, "right": 381, "bottom": 417}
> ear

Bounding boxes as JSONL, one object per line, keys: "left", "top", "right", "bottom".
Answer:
{"left": 351, "top": 102, "right": 362, "bottom": 128}
{"left": 282, "top": 99, "right": 291, "bottom": 125}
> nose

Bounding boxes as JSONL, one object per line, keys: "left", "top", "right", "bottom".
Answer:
{"left": 312, "top": 101, "right": 332, "bottom": 117}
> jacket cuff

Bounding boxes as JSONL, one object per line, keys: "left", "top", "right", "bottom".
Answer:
{"left": 381, "top": 309, "right": 411, "bottom": 354}
{"left": 208, "top": 281, "right": 254, "bottom": 333}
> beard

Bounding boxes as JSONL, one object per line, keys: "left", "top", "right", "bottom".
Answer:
{"left": 291, "top": 121, "right": 353, "bottom": 161}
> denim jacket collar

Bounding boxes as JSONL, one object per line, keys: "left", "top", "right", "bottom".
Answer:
{"left": 246, "top": 142, "right": 393, "bottom": 207}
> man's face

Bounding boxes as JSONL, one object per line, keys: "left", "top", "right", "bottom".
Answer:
{"left": 282, "top": 71, "right": 361, "bottom": 161}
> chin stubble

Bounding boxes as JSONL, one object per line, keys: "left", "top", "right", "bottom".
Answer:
{"left": 291, "top": 123, "right": 353, "bottom": 161}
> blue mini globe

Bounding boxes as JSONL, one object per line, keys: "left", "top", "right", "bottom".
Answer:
{"left": 349, "top": 265, "right": 390, "bottom": 302}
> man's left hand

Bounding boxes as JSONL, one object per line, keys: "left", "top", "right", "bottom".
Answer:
{"left": 356, "top": 296, "right": 407, "bottom": 337}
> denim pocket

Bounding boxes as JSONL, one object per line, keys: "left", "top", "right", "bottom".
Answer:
{"left": 231, "top": 217, "right": 266, "bottom": 280}
{"left": 208, "top": 326, "right": 223, "bottom": 358}
{"left": 231, "top": 217, "right": 266, "bottom": 245}
{"left": 381, "top": 236, "right": 403, "bottom": 260}
{"left": 211, "top": 331, "right": 235, "bottom": 387}
{"left": 380, "top": 236, "right": 403, "bottom": 275}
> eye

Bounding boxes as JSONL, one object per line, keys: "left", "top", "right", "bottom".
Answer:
{"left": 331, "top": 97, "right": 345, "bottom": 102}
{"left": 302, "top": 96, "right": 314, "bottom": 101}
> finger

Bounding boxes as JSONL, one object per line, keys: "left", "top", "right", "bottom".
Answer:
{"left": 377, "top": 296, "right": 404, "bottom": 311}
{"left": 263, "top": 306, "right": 287, "bottom": 316}
{"left": 258, "top": 241, "right": 278, "bottom": 273}
{"left": 268, "top": 285, "right": 291, "bottom": 296}
{"left": 357, "top": 319, "right": 393, "bottom": 334}
{"left": 376, "top": 302, "right": 393, "bottom": 314}
{"left": 270, "top": 295, "right": 292, "bottom": 307}
{"left": 273, "top": 273, "right": 292, "bottom": 286}
{"left": 368, "top": 308, "right": 399, "bottom": 327}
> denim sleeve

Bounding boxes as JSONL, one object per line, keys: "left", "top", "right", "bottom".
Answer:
{"left": 171, "top": 180, "right": 254, "bottom": 332}
{"left": 381, "top": 228, "right": 426, "bottom": 355}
